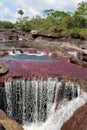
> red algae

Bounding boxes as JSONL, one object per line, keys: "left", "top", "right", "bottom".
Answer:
{"left": 0, "top": 58, "right": 87, "bottom": 82}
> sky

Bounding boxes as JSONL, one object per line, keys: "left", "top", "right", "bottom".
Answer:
{"left": 0, "top": 0, "right": 87, "bottom": 23}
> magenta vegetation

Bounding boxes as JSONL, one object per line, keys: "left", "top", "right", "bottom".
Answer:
{"left": 0, "top": 57, "right": 87, "bottom": 82}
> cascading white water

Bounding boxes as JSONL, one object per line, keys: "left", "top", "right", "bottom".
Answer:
{"left": 5, "top": 77, "right": 58, "bottom": 123}
{"left": 8, "top": 50, "right": 22, "bottom": 55}
{"left": 23, "top": 91, "right": 87, "bottom": 130}
{"left": 5, "top": 81, "right": 13, "bottom": 117}
{"left": 68, "top": 51, "right": 83, "bottom": 60}
{"left": 4, "top": 77, "right": 86, "bottom": 130}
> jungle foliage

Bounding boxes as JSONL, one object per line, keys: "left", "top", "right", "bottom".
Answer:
{"left": 0, "top": 1, "right": 87, "bottom": 38}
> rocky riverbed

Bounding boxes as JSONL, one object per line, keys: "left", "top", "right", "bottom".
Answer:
{"left": 0, "top": 37, "right": 87, "bottom": 130}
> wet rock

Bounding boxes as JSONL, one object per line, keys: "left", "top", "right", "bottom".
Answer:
{"left": 0, "top": 62, "right": 8, "bottom": 75}
{"left": 61, "top": 103, "right": 87, "bottom": 130}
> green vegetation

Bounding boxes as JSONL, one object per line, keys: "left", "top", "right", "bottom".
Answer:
{"left": 0, "top": 21, "right": 14, "bottom": 29}
{"left": 0, "top": 1, "right": 87, "bottom": 38}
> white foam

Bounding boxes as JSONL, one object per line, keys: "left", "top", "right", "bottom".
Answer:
{"left": 23, "top": 123, "right": 43, "bottom": 130}
{"left": 8, "top": 50, "right": 22, "bottom": 55}
{"left": 24, "top": 52, "right": 46, "bottom": 56}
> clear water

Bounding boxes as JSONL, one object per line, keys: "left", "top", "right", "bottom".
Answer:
{"left": 2, "top": 51, "right": 52, "bottom": 61}
{"left": 4, "top": 54, "right": 51, "bottom": 61}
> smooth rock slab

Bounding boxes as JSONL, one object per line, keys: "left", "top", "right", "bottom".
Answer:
{"left": 0, "top": 109, "right": 24, "bottom": 130}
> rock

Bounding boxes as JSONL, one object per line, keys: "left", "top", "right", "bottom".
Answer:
{"left": 30, "top": 30, "right": 38, "bottom": 34}
{"left": 70, "top": 57, "right": 87, "bottom": 68}
{"left": 0, "top": 62, "right": 8, "bottom": 75}
{"left": 0, "top": 109, "right": 8, "bottom": 120}
{"left": 0, "top": 50, "right": 7, "bottom": 57}
{"left": 0, "top": 123, "right": 6, "bottom": 130}
{"left": 83, "top": 55, "right": 87, "bottom": 61}
{"left": 51, "top": 50, "right": 72, "bottom": 59}
{"left": 0, "top": 109, "right": 24, "bottom": 130}
{"left": 61, "top": 103, "right": 87, "bottom": 130}
{"left": 0, "top": 119, "right": 24, "bottom": 130}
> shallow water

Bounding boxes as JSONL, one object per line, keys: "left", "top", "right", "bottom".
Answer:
{"left": 4, "top": 53, "right": 51, "bottom": 61}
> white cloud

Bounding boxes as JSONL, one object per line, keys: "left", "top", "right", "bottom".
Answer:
{"left": 0, "top": 0, "right": 87, "bottom": 22}
{"left": 7, "top": 0, "right": 40, "bottom": 19}
{"left": 29, "top": 8, "right": 40, "bottom": 16}
{"left": 44, "top": 0, "right": 56, "bottom": 5}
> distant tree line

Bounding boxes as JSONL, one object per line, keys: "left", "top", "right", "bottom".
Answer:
{"left": 0, "top": 21, "right": 14, "bottom": 29}
{"left": 0, "top": 1, "right": 87, "bottom": 38}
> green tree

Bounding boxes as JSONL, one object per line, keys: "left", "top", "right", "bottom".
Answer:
{"left": 17, "top": 9, "right": 24, "bottom": 23}
{"left": 74, "top": 1, "right": 87, "bottom": 28}
{"left": 0, "top": 21, "right": 14, "bottom": 29}
{"left": 43, "top": 9, "right": 55, "bottom": 17}
{"left": 18, "top": 9, "right": 24, "bottom": 16}
{"left": 75, "top": 1, "right": 87, "bottom": 18}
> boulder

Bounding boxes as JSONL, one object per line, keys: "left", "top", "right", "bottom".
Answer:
{"left": 0, "top": 109, "right": 24, "bottom": 130}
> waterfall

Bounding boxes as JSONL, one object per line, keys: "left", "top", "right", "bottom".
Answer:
{"left": 5, "top": 77, "right": 57, "bottom": 123}
{"left": 4, "top": 77, "right": 85, "bottom": 130}
{"left": 8, "top": 50, "right": 22, "bottom": 55}
{"left": 22, "top": 91, "right": 87, "bottom": 130}
{"left": 68, "top": 51, "right": 83, "bottom": 60}
{"left": 41, "top": 91, "right": 87, "bottom": 130}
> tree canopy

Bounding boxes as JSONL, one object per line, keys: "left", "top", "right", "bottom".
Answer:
{"left": 0, "top": 1, "right": 87, "bottom": 38}
{"left": 18, "top": 9, "right": 24, "bottom": 16}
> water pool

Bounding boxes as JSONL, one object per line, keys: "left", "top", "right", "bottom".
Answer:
{"left": 2, "top": 50, "right": 52, "bottom": 61}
